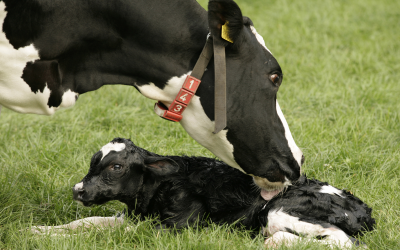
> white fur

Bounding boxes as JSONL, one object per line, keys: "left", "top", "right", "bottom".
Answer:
{"left": 250, "top": 25, "right": 272, "bottom": 54}
{"left": 100, "top": 142, "right": 126, "bottom": 161}
{"left": 276, "top": 101, "right": 304, "bottom": 169}
{"left": 138, "top": 70, "right": 303, "bottom": 177}
{"left": 136, "top": 73, "right": 245, "bottom": 173}
{"left": 265, "top": 209, "right": 353, "bottom": 248}
{"left": 265, "top": 231, "right": 354, "bottom": 249}
{"left": 137, "top": 73, "right": 190, "bottom": 103}
{"left": 60, "top": 90, "right": 79, "bottom": 108}
{"left": 320, "top": 185, "right": 344, "bottom": 198}
{"left": 74, "top": 182, "right": 83, "bottom": 191}
{"left": 0, "top": 2, "right": 78, "bottom": 115}
{"left": 265, "top": 231, "right": 304, "bottom": 248}
{"left": 249, "top": 25, "right": 303, "bottom": 169}
{"left": 29, "top": 216, "right": 124, "bottom": 235}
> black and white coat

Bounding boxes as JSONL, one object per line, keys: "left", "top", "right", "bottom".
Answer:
{"left": 0, "top": 0, "right": 304, "bottom": 195}
{"left": 32, "top": 138, "right": 375, "bottom": 248}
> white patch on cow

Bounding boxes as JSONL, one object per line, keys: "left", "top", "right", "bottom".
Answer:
{"left": 276, "top": 101, "right": 303, "bottom": 169}
{"left": 60, "top": 90, "right": 79, "bottom": 108}
{"left": 319, "top": 185, "right": 344, "bottom": 198}
{"left": 0, "top": 2, "right": 78, "bottom": 115}
{"left": 180, "top": 96, "right": 244, "bottom": 172}
{"left": 136, "top": 73, "right": 244, "bottom": 173}
{"left": 264, "top": 231, "right": 301, "bottom": 247}
{"left": 136, "top": 73, "right": 191, "bottom": 103}
{"left": 264, "top": 231, "right": 351, "bottom": 248}
{"left": 74, "top": 182, "right": 84, "bottom": 191}
{"left": 100, "top": 142, "right": 126, "bottom": 161}
{"left": 266, "top": 209, "right": 353, "bottom": 248}
{"left": 266, "top": 209, "right": 327, "bottom": 236}
{"left": 250, "top": 25, "right": 272, "bottom": 54}
{"left": 249, "top": 25, "right": 303, "bottom": 169}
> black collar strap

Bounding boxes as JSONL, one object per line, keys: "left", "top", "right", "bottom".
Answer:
{"left": 154, "top": 36, "right": 227, "bottom": 134}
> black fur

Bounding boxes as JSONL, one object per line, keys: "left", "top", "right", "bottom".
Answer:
{"left": 258, "top": 175, "right": 375, "bottom": 236}
{"left": 74, "top": 138, "right": 375, "bottom": 242}
{"left": 76, "top": 138, "right": 263, "bottom": 230}
{"left": 1, "top": 0, "right": 303, "bottom": 184}
{"left": 208, "top": 0, "right": 244, "bottom": 44}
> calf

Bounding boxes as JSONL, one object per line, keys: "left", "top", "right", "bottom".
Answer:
{"left": 32, "top": 138, "right": 375, "bottom": 247}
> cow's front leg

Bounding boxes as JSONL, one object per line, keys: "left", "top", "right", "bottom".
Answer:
{"left": 30, "top": 216, "right": 124, "bottom": 235}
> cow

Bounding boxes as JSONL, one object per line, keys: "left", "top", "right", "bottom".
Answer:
{"left": 0, "top": 0, "right": 304, "bottom": 198}
{"left": 30, "top": 138, "right": 375, "bottom": 248}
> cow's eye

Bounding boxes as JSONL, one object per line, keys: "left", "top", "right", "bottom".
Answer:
{"left": 111, "top": 164, "right": 122, "bottom": 170}
{"left": 270, "top": 74, "right": 282, "bottom": 86}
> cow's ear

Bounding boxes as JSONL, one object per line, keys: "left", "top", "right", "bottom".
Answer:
{"left": 208, "top": 0, "right": 244, "bottom": 43}
{"left": 143, "top": 156, "right": 179, "bottom": 176}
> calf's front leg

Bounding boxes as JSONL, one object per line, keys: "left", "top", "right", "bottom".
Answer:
{"left": 30, "top": 216, "right": 124, "bottom": 235}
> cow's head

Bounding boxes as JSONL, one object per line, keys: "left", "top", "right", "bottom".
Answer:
{"left": 204, "top": 0, "right": 304, "bottom": 197}
{"left": 72, "top": 138, "right": 179, "bottom": 206}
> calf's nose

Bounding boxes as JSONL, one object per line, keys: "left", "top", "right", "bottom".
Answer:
{"left": 72, "top": 182, "right": 85, "bottom": 200}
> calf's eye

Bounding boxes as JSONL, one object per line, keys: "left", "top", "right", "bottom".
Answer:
{"left": 111, "top": 164, "right": 122, "bottom": 170}
{"left": 270, "top": 74, "right": 281, "bottom": 86}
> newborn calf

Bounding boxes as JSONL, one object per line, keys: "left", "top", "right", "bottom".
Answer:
{"left": 33, "top": 138, "right": 375, "bottom": 247}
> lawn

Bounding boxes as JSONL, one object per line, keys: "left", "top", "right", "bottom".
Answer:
{"left": 1, "top": 0, "right": 399, "bottom": 249}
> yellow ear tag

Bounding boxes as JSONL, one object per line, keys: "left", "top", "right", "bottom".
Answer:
{"left": 221, "top": 21, "right": 234, "bottom": 43}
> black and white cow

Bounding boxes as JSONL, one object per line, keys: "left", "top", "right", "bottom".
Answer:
{"left": 31, "top": 138, "right": 374, "bottom": 248}
{"left": 0, "top": 0, "right": 304, "bottom": 197}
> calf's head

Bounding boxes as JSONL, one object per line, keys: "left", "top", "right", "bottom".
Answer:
{"left": 72, "top": 138, "right": 178, "bottom": 206}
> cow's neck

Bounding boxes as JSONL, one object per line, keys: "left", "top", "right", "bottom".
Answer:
{"left": 130, "top": 2, "right": 242, "bottom": 174}
{"left": 126, "top": 0, "right": 209, "bottom": 90}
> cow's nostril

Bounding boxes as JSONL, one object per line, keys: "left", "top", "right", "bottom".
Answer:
{"left": 78, "top": 190, "right": 85, "bottom": 197}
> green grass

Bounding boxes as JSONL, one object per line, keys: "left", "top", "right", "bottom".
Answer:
{"left": 1, "top": 0, "right": 399, "bottom": 249}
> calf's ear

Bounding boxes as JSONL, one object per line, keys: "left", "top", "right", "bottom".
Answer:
{"left": 143, "top": 157, "right": 179, "bottom": 176}
{"left": 208, "top": 0, "right": 244, "bottom": 43}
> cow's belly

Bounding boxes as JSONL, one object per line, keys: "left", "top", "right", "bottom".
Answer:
{"left": 0, "top": 2, "right": 77, "bottom": 115}
{"left": 136, "top": 73, "right": 244, "bottom": 173}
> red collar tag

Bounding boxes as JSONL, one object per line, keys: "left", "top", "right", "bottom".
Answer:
{"left": 154, "top": 75, "right": 201, "bottom": 122}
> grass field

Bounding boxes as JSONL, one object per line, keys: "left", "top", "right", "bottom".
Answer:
{"left": 1, "top": 0, "right": 399, "bottom": 249}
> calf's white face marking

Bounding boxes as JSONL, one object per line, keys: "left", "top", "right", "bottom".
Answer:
{"left": 319, "top": 185, "right": 344, "bottom": 197}
{"left": 74, "top": 182, "right": 83, "bottom": 191}
{"left": 100, "top": 142, "right": 126, "bottom": 161}
{"left": 0, "top": 2, "right": 78, "bottom": 115}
